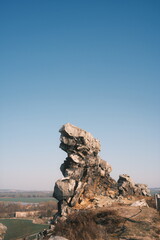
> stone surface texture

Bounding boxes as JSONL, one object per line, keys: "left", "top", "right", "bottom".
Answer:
{"left": 0, "top": 223, "right": 7, "bottom": 240}
{"left": 118, "top": 174, "right": 151, "bottom": 197}
{"left": 131, "top": 199, "right": 149, "bottom": 207}
{"left": 48, "top": 236, "right": 69, "bottom": 240}
{"left": 53, "top": 123, "right": 151, "bottom": 219}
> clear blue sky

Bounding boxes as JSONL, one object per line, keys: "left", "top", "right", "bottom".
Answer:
{"left": 0, "top": 0, "right": 160, "bottom": 190}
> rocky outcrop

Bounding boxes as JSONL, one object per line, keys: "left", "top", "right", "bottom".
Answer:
{"left": 117, "top": 174, "right": 151, "bottom": 197}
{"left": 0, "top": 223, "right": 7, "bottom": 240}
{"left": 53, "top": 123, "right": 150, "bottom": 219}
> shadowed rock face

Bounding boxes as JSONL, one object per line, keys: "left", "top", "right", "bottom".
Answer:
{"left": 53, "top": 123, "right": 150, "bottom": 218}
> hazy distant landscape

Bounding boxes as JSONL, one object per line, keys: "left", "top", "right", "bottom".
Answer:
{"left": 0, "top": 190, "right": 57, "bottom": 239}
{"left": 0, "top": 188, "right": 159, "bottom": 199}
{"left": 0, "top": 189, "right": 52, "bottom": 197}
{"left": 150, "top": 188, "right": 160, "bottom": 196}
{"left": 0, "top": 190, "right": 55, "bottom": 202}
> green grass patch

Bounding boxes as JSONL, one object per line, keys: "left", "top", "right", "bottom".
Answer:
{"left": 0, "top": 219, "right": 48, "bottom": 240}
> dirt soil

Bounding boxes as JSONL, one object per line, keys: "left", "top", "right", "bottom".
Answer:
{"left": 51, "top": 204, "right": 160, "bottom": 240}
{"left": 108, "top": 205, "right": 160, "bottom": 239}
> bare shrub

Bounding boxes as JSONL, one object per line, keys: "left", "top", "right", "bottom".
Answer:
{"left": 53, "top": 209, "right": 123, "bottom": 240}
{"left": 95, "top": 209, "right": 122, "bottom": 233}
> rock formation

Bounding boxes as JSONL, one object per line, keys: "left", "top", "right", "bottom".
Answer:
{"left": 117, "top": 174, "right": 151, "bottom": 197}
{"left": 53, "top": 123, "right": 150, "bottom": 219}
{"left": 0, "top": 223, "right": 7, "bottom": 240}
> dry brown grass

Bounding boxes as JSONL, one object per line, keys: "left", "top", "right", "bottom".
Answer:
{"left": 51, "top": 203, "right": 160, "bottom": 240}
{"left": 53, "top": 209, "right": 123, "bottom": 240}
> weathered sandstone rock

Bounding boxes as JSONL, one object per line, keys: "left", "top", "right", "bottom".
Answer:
{"left": 0, "top": 223, "right": 7, "bottom": 240}
{"left": 53, "top": 123, "right": 117, "bottom": 216}
{"left": 135, "top": 183, "right": 151, "bottom": 196}
{"left": 131, "top": 199, "right": 149, "bottom": 207}
{"left": 59, "top": 123, "right": 101, "bottom": 156}
{"left": 117, "top": 174, "right": 151, "bottom": 197}
{"left": 53, "top": 178, "right": 76, "bottom": 201}
{"left": 53, "top": 123, "right": 151, "bottom": 220}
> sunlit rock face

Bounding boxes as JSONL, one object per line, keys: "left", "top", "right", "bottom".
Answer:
{"left": 53, "top": 123, "right": 150, "bottom": 218}
{"left": 117, "top": 174, "right": 151, "bottom": 197}
{"left": 53, "top": 123, "right": 117, "bottom": 206}
{"left": 0, "top": 223, "right": 7, "bottom": 240}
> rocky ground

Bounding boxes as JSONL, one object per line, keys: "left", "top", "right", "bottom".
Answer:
{"left": 45, "top": 198, "right": 160, "bottom": 240}
{"left": 63, "top": 207, "right": 159, "bottom": 240}
{"left": 0, "top": 223, "right": 7, "bottom": 240}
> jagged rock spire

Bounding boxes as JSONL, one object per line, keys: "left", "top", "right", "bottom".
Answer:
{"left": 53, "top": 123, "right": 150, "bottom": 218}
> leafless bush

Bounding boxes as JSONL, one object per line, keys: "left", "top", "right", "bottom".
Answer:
{"left": 0, "top": 201, "right": 57, "bottom": 218}
{"left": 53, "top": 209, "right": 123, "bottom": 240}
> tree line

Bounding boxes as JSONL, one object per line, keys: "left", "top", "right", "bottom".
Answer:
{"left": 0, "top": 201, "right": 57, "bottom": 218}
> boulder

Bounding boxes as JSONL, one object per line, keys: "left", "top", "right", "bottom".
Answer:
{"left": 118, "top": 174, "right": 136, "bottom": 196}
{"left": 53, "top": 178, "right": 76, "bottom": 201}
{"left": 98, "top": 158, "right": 112, "bottom": 175}
{"left": 0, "top": 223, "right": 7, "bottom": 240}
{"left": 135, "top": 184, "right": 151, "bottom": 196}
{"left": 131, "top": 199, "right": 149, "bottom": 207}
{"left": 118, "top": 174, "right": 151, "bottom": 197}
{"left": 59, "top": 123, "right": 101, "bottom": 156}
{"left": 48, "top": 236, "right": 69, "bottom": 240}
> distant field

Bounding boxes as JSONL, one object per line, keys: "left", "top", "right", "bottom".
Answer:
{"left": 0, "top": 219, "right": 48, "bottom": 240}
{"left": 150, "top": 188, "right": 160, "bottom": 196}
{"left": 0, "top": 197, "right": 56, "bottom": 203}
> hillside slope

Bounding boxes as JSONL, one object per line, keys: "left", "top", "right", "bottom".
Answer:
{"left": 50, "top": 203, "right": 160, "bottom": 240}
